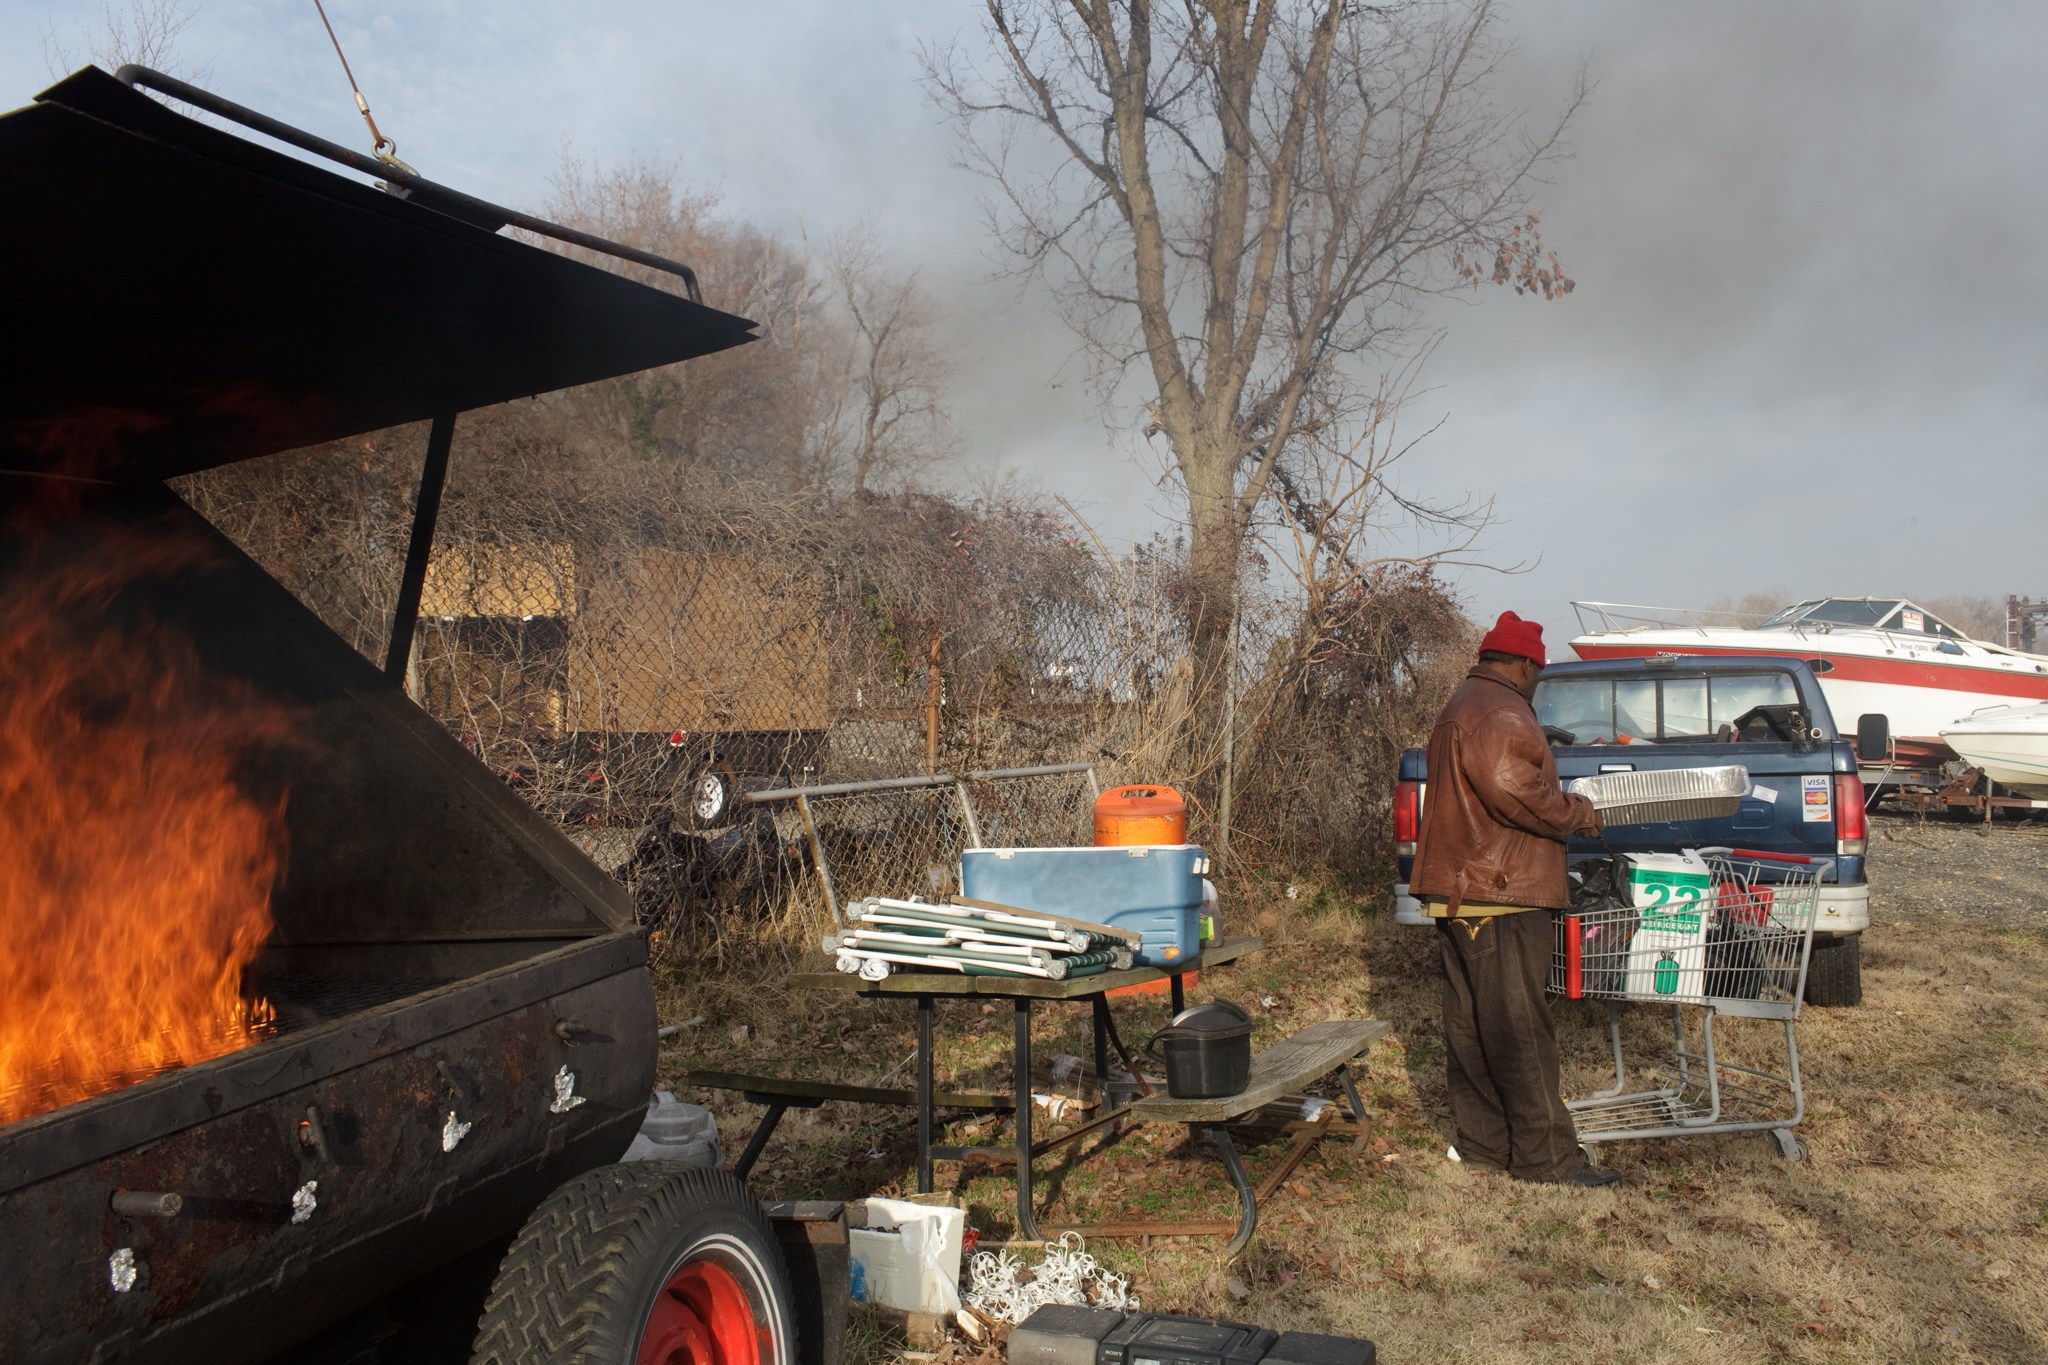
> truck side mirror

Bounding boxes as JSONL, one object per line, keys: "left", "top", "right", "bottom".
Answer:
{"left": 1856, "top": 713, "right": 1890, "bottom": 763}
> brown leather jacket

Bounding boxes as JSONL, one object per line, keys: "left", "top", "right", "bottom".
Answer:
{"left": 1412, "top": 663, "right": 1597, "bottom": 912}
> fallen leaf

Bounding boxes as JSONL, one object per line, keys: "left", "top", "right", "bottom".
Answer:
{"left": 1225, "top": 1277, "right": 1252, "bottom": 1302}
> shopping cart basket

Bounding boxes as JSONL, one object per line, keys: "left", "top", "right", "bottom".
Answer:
{"left": 1549, "top": 847, "right": 1831, "bottom": 1160}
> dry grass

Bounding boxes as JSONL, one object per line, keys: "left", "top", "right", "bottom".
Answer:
{"left": 653, "top": 826, "right": 2048, "bottom": 1364}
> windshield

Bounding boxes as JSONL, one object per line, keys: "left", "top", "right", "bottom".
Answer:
{"left": 1758, "top": 600, "right": 1823, "bottom": 628}
{"left": 1885, "top": 603, "right": 1966, "bottom": 639}
{"left": 1802, "top": 599, "right": 1902, "bottom": 628}
{"left": 1534, "top": 671, "right": 1803, "bottom": 744}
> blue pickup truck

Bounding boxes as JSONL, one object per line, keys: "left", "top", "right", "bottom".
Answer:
{"left": 1392, "top": 653, "right": 1871, "bottom": 1006}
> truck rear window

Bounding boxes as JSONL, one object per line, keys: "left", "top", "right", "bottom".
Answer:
{"left": 1535, "top": 672, "right": 1800, "bottom": 744}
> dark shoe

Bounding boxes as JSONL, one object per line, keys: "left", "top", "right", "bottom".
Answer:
{"left": 1564, "top": 1164, "right": 1623, "bottom": 1188}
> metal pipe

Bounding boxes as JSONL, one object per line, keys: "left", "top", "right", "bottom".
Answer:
{"left": 111, "top": 66, "right": 705, "bottom": 304}
{"left": 795, "top": 793, "right": 839, "bottom": 924}
{"left": 1217, "top": 609, "right": 1238, "bottom": 868}
{"left": 109, "top": 1190, "right": 182, "bottom": 1218}
{"left": 964, "top": 763, "right": 1096, "bottom": 782}
{"left": 383, "top": 412, "right": 455, "bottom": 687}
{"left": 926, "top": 633, "right": 943, "bottom": 774}
{"left": 954, "top": 778, "right": 984, "bottom": 850}
{"left": 745, "top": 773, "right": 958, "bottom": 803}
{"left": 743, "top": 763, "right": 1095, "bottom": 804}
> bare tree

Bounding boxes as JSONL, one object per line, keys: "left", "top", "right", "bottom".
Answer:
{"left": 530, "top": 158, "right": 828, "bottom": 489}
{"left": 1915, "top": 594, "right": 2004, "bottom": 643}
{"left": 42, "top": 0, "right": 210, "bottom": 83}
{"left": 812, "top": 227, "right": 960, "bottom": 499}
{"left": 925, "top": 0, "right": 1582, "bottom": 766}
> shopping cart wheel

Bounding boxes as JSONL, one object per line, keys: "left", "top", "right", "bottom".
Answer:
{"left": 1579, "top": 1143, "right": 1600, "bottom": 1169}
{"left": 1767, "top": 1129, "right": 1807, "bottom": 1162}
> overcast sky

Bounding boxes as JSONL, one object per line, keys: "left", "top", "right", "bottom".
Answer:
{"left": 11, "top": 1, "right": 2044, "bottom": 647}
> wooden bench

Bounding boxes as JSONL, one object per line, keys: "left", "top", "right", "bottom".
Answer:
{"left": 1082, "top": 1019, "right": 1392, "bottom": 1255}
{"left": 685, "top": 1070, "right": 1014, "bottom": 1179}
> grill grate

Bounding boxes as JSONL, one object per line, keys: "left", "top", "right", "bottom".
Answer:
{"left": 255, "top": 976, "right": 459, "bottom": 1036}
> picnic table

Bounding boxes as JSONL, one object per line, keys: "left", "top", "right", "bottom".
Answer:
{"left": 740, "top": 937, "right": 1371, "bottom": 1252}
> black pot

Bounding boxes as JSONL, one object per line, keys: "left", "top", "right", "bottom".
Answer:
{"left": 1145, "top": 1000, "right": 1253, "bottom": 1099}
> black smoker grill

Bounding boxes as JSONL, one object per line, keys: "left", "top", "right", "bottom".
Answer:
{"left": 0, "top": 67, "right": 758, "bottom": 1363}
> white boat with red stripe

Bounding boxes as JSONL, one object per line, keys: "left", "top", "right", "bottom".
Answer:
{"left": 1570, "top": 598, "right": 2048, "bottom": 769}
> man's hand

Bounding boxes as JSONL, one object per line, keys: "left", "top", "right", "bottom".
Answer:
{"left": 1576, "top": 808, "right": 1605, "bottom": 837}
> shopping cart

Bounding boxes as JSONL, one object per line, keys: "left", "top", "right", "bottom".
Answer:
{"left": 1549, "top": 847, "right": 1831, "bottom": 1161}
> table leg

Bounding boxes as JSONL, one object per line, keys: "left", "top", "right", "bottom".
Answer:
{"left": 1091, "top": 993, "right": 1114, "bottom": 1112}
{"left": 1170, "top": 972, "right": 1186, "bottom": 1016}
{"left": 1202, "top": 1126, "right": 1259, "bottom": 1257}
{"left": 917, "top": 994, "right": 934, "bottom": 1195}
{"left": 733, "top": 1102, "right": 791, "bottom": 1181}
{"left": 1013, "top": 997, "right": 1040, "bottom": 1241}
{"left": 1334, "top": 1061, "right": 1370, "bottom": 1153}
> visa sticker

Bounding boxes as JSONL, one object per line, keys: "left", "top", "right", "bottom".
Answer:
{"left": 1802, "top": 774, "right": 1832, "bottom": 822}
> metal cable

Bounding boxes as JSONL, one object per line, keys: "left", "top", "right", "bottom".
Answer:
{"left": 311, "top": 0, "right": 409, "bottom": 168}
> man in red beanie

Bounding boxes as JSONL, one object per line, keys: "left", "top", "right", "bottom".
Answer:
{"left": 1411, "top": 611, "right": 1619, "bottom": 1187}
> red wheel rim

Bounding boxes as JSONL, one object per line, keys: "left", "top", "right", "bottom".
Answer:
{"left": 637, "top": 1253, "right": 765, "bottom": 1365}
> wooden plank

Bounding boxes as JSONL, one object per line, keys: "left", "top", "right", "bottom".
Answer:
{"left": 682, "top": 1070, "right": 1013, "bottom": 1111}
{"left": 1127, "top": 1020, "right": 1390, "bottom": 1123}
{"left": 789, "top": 937, "right": 1266, "bottom": 999}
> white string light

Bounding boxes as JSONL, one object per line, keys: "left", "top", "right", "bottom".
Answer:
{"left": 963, "top": 1232, "right": 1139, "bottom": 1324}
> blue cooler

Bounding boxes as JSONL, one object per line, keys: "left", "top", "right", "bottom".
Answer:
{"left": 960, "top": 845, "right": 1209, "bottom": 968}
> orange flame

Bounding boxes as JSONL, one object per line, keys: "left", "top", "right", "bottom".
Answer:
{"left": 0, "top": 521, "right": 295, "bottom": 1128}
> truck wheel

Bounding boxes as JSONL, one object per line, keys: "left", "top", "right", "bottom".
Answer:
{"left": 1803, "top": 932, "right": 1863, "bottom": 1008}
{"left": 681, "top": 768, "right": 736, "bottom": 829}
{"left": 470, "top": 1162, "right": 797, "bottom": 1365}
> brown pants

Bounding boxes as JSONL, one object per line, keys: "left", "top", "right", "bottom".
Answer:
{"left": 1436, "top": 910, "right": 1583, "bottom": 1182}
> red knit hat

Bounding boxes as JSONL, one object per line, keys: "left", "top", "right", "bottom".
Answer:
{"left": 1479, "top": 611, "right": 1546, "bottom": 666}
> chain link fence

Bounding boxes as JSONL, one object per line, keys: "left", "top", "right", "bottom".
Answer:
{"left": 174, "top": 415, "right": 1473, "bottom": 938}
{"left": 592, "top": 765, "right": 1098, "bottom": 964}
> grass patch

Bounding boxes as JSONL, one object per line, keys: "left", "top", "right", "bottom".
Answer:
{"left": 651, "top": 820, "right": 2048, "bottom": 1363}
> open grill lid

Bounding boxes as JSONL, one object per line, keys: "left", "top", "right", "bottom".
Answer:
{"left": 1, "top": 66, "right": 757, "bottom": 483}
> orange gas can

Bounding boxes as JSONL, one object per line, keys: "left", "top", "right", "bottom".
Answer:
{"left": 1093, "top": 784, "right": 1188, "bottom": 846}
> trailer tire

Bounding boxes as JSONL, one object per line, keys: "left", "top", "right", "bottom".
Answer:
{"left": 681, "top": 767, "right": 737, "bottom": 829}
{"left": 1803, "top": 932, "right": 1862, "bottom": 1008}
{"left": 469, "top": 1161, "right": 796, "bottom": 1365}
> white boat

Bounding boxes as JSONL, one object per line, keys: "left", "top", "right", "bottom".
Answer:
{"left": 1570, "top": 598, "right": 2048, "bottom": 767}
{"left": 1941, "top": 703, "right": 2048, "bottom": 797}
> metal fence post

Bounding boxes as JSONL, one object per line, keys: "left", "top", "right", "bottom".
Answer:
{"left": 926, "top": 632, "right": 943, "bottom": 774}
{"left": 953, "top": 778, "right": 984, "bottom": 850}
{"left": 794, "top": 793, "right": 840, "bottom": 926}
{"left": 1217, "top": 609, "right": 1238, "bottom": 868}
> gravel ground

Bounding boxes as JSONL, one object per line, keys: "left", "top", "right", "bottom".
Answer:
{"left": 1867, "top": 806, "right": 2048, "bottom": 925}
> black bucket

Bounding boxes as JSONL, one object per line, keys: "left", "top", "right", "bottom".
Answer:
{"left": 1145, "top": 1000, "right": 1254, "bottom": 1099}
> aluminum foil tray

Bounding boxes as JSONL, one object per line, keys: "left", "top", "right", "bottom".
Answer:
{"left": 1567, "top": 764, "right": 1750, "bottom": 826}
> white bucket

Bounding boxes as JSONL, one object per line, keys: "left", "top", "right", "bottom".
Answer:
{"left": 848, "top": 1198, "right": 965, "bottom": 1315}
